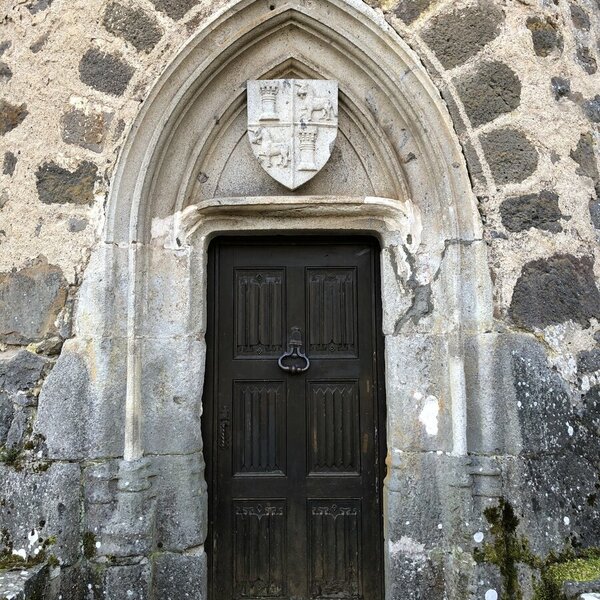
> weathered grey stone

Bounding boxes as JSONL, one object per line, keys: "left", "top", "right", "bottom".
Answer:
{"left": 480, "top": 128, "right": 538, "bottom": 185}
{"left": 27, "top": 0, "right": 52, "bottom": 14}
{"left": 385, "top": 451, "right": 474, "bottom": 599}
{"left": 500, "top": 190, "right": 565, "bottom": 233}
{"left": 0, "top": 564, "right": 48, "bottom": 600}
{"left": 0, "top": 41, "right": 10, "bottom": 56}
{"left": 577, "top": 348, "right": 600, "bottom": 374}
{"left": 98, "top": 458, "right": 157, "bottom": 559}
{"left": 72, "top": 244, "right": 130, "bottom": 339}
{"left": 551, "top": 76, "right": 571, "bottom": 100}
{"left": 103, "top": 563, "right": 151, "bottom": 600}
{"left": 456, "top": 61, "right": 521, "bottom": 127}
{"left": 461, "top": 139, "right": 486, "bottom": 188}
{"left": 387, "top": 550, "right": 446, "bottom": 600}
{"left": 463, "top": 333, "right": 528, "bottom": 455}
{"left": 504, "top": 449, "right": 599, "bottom": 556}
{"left": 583, "top": 95, "right": 600, "bottom": 123}
{"left": 526, "top": 16, "right": 563, "bottom": 57}
{"left": 60, "top": 108, "right": 112, "bottom": 153}
{"left": 0, "top": 258, "right": 67, "bottom": 345}
{"left": 570, "top": 3, "right": 591, "bottom": 31}
{"left": 393, "top": 0, "right": 433, "bottom": 25}
{"left": 152, "top": 453, "right": 206, "bottom": 551}
{"left": 496, "top": 347, "right": 600, "bottom": 556}
{"left": 3, "top": 150, "right": 16, "bottom": 175}
{"left": 141, "top": 338, "right": 204, "bottom": 455}
{"left": 512, "top": 345, "right": 576, "bottom": 454}
{"left": 153, "top": 552, "right": 207, "bottom": 599}
{"left": 0, "top": 61, "right": 12, "bottom": 81}
{"left": 0, "top": 350, "right": 52, "bottom": 399}
{"left": 564, "top": 581, "right": 600, "bottom": 598}
{"left": 103, "top": 2, "right": 163, "bottom": 52}
{"left": 6, "top": 406, "right": 30, "bottom": 448}
{"left": 0, "top": 99, "right": 28, "bottom": 135}
{"left": 577, "top": 46, "right": 597, "bottom": 75}
{"left": 36, "top": 338, "right": 126, "bottom": 460}
{"left": 36, "top": 161, "right": 97, "bottom": 205}
{"left": 0, "top": 463, "right": 81, "bottom": 565}
{"left": 509, "top": 254, "right": 600, "bottom": 329}
{"left": 385, "top": 334, "right": 455, "bottom": 451}
{"left": 421, "top": 1, "right": 504, "bottom": 69}
{"left": 44, "top": 563, "right": 86, "bottom": 600}
{"left": 387, "top": 452, "right": 467, "bottom": 543}
{"left": 148, "top": 0, "right": 199, "bottom": 20}
{"left": 0, "top": 349, "right": 51, "bottom": 444}
{"left": 79, "top": 48, "right": 134, "bottom": 96}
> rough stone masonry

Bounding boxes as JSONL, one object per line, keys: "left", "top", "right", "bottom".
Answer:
{"left": 0, "top": 0, "right": 599, "bottom": 599}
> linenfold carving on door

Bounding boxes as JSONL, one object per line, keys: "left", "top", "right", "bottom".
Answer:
{"left": 204, "top": 237, "right": 385, "bottom": 600}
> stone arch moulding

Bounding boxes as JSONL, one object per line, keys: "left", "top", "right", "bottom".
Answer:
{"left": 37, "top": 0, "right": 496, "bottom": 597}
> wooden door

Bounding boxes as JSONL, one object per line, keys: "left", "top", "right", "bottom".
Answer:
{"left": 204, "top": 237, "right": 385, "bottom": 600}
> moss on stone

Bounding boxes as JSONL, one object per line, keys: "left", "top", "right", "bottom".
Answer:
{"left": 534, "top": 557, "right": 600, "bottom": 600}
{"left": 475, "top": 499, "right": 600, "bottom": 600}
{"left": 475, "top": 498, "right": 543, "bottom": 599}
{"left": 0, "top": 445, "right": 24, "bottom": 471}
{"left": 0, "top": 533, "right": 56, "bottom": 570}
{"left": 547, "top": 557, "right": 600, "bottom": 583}
{"left": 47, "top": 554, "right": 60, "bottom": 568}
{"left": 83, "top": 531, "right": 96, "bottom": 559}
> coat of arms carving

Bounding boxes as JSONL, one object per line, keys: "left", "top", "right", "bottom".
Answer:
{"left": 247, "top": 79, "right": 338, "bottom": 190}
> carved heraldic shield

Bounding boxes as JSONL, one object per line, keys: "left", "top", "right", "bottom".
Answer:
{"left": 247, "top": 79, "right": 339, "bottom": 190}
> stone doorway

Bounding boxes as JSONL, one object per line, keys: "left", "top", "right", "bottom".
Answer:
{"left": 35, "top": 0, "right": 491, "bottom": 597}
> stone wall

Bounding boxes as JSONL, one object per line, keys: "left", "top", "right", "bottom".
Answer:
{"left": 0, "top": 0, "right": 599, "bottom": 599}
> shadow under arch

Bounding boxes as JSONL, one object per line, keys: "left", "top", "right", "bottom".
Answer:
{"left": 38, "top": 0, "right": 496, "bottom": 597}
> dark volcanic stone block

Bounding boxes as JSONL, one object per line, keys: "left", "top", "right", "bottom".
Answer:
{"left": 3, "top": 151, "right": 16, "bottom": 175}
{"left": 509, "top": 254, "right": 600, "bottom": 329}
{"left": 480, "top": 128, "right": 538, "bottom": 185}
{"left": 0, "top": 99, "right": 28, "bottom": 135}
{"left": 500, "top": 190, "right": 564, "bottom": 233}
{"left": 148, "top": 0, "right": 200, "bottom": 20}
{"left": 422, "top": 1, "right": 504, "bottom": 69}
{"left": 79, "top": 48, "right": 134, "bottom": 96}
{"left": 570, "top": 132, "right": 599, "bottom": 191}
{"left": 60, "top": 108, "right": 112, "bottom": 153}
{"left": 103, "top": 2, "right": 163, "bottom": 52}
{"left": 456, "top": 61, "right": 521, "bottom": 127}
{"left": 526, "top": 16, "right": 563, "bottom": 57}
{"left": 393, "top": 0, "right": 433, "bottom": 25}
{"left": 36, "top": 161, "right": 98, "bottom": 205}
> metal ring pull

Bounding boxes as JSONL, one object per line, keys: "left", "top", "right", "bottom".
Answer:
{"left": 278, "top": 326, "right": 310, "bottom": 374}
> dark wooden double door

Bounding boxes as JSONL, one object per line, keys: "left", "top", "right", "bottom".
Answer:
{"left": 204, "top": 238, "right": 385, "bottom": 600}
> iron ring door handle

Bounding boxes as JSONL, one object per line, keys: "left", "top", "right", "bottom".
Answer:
{"left": 278, "top": 326, "right": 310, "bottom": 374}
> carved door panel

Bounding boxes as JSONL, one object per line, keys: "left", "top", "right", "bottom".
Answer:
{"left": 204, "top": 237, "right": 385, "bottom": 600}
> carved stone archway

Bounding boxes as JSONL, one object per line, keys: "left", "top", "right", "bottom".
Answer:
{"left": 37, "top": 0, "right": 493, "bottom": 597}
